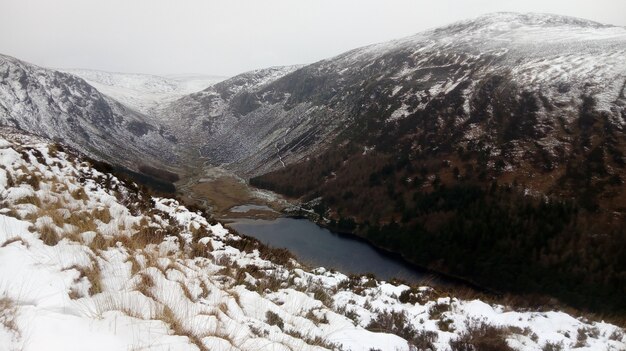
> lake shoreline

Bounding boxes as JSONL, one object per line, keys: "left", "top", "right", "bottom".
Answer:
{"left": 228, "top": 215, "right": 497, "bottom": 295}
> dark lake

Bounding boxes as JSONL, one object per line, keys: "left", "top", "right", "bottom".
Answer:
{"left": 229, "top": 217, "right": 436, "bottom": 284}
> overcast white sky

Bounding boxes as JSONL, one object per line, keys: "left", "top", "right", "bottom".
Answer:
{"left": 1, "top": 0, "right": 625, "bottom": 76}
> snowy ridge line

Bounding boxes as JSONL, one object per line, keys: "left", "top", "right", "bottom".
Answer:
{"left": 155, "top": 12, "right": 626, "bottom": 178}
{"left": 62, "top": 69, "right": 226, "bottom": 115}
{"left": 0, "top": 129, "right": 623, "bottom": 350}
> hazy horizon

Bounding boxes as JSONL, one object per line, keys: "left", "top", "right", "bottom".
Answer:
{"left": 1, "top": 0, "right": 625, "bottom": 77}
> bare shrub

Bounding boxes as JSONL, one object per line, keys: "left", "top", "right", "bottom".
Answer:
{"left": 429, "top": 301, "right": 450, "bottom": 320}
{"left": 609, "top": 329, "right": 624, "bottom": 341}
{"left": 305, "top": 308, "right": 328, "bottom": 326}
{"left": 437, "top": 317, "right": 455, "bottom": 332}
{"left": 284, "top": 329, "right": 337, "bottom": 349}
{"left": 224, "top": 232, "right": 294, "bottom": 267}
{"left": 449, "top": 320, "right": 513, "bottom": 351}
{"left": 399, "top": 286, "right": 436, "bottom": 305}
{"left": 366, "top": 310, "right": 435, "bottom": 348}
{"left": 309, "top": 285, "right": 333, "bottom": 307}
{"left": 541, "top": 341, "right": 564, "bottom": 351}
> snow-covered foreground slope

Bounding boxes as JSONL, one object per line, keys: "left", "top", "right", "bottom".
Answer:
{"left": 0, "top": 128, "right": 623, "bottom": 350}
{"left": 63, "top": 69, "right": 226, "bottom": 115}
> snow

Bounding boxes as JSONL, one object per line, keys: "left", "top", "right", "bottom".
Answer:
{"left": 63, "top": 69, "right": 226, "bottom": 115}
{"left": 0, "top": 129, "right": 411, "bottom": 351}
{"left": 0, "top": 128, "right": 623, "bottom": 350}
{"left": 328, "top": 12, "right": 626, "bottom": 127}
{"left": 0, "top": 54, "right": 183, "bottom": 173}
{"left": 388, "top": 102, "right": 412, "bottom": 122}
{"left": 1, "top": 12, "right": 625, "bottom": 348}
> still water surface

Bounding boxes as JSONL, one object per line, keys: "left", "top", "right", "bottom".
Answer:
{"left": 229, "top": 217, "right": 434, "bottom": 283}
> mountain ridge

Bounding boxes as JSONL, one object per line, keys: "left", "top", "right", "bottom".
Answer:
{"left": 0, "top": 53, "right": 182, "bottom": 172}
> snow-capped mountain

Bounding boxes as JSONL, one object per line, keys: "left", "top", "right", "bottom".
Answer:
{"left": 162, "top": 12, "right": 625, "bottom": 178}
{"left": 0, "top": 12, "right": 625, "bottom": 349}
{"left": 0, "top": 127, "right": 623, "bottom": 350}
{"left": 0, "top": 54, "right": 180, "bottom": 172}
{"left": 245, "top": 12, "right": 626, "bottom": 317}
{"left": 3, "top": 13, "right": 624, "bottom": 182}
{"left": 63, "top": 69, "right": 225, "bottom": 115}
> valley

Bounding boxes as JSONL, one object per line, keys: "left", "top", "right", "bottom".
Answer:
{"left": 1, "top": 10, "right": 625, "bottom": 350}
{"left": 176, "top": 166, "right": 285, "bottom": 220}
{"left": 3, "top": 12, "right": 624, "bottom": 316}
{"left": 1, "top": 127, "right": 622, "bottom": 350}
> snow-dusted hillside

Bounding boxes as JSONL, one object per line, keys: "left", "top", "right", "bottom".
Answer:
{"left": 159, "top": 65, "right": 304, "bottom": 168}
{"left": 63, "top": 69, "right": 225, "bottom": 114}
{"left": 0, "top": 54, "right": 180, "bottom": 172}
{"left": 0, "top": 130, "right": 624, "bottom": 350}
{"left": 3, "top": 13, "right": 624, "bottom": 181}
{"left": 160, "top": 12, "right": 626, "bottom": 177}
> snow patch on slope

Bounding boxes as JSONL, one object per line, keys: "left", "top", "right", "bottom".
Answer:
{"left": 63, "top": 69, "right": 226, "bottom": 114}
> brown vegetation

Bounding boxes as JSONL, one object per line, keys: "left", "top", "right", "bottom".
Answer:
{"left": 449, "top": 320, "right": 513, "bottom": 351}
{"left": 39, "top": 224, "right": 59, "bottom": 246}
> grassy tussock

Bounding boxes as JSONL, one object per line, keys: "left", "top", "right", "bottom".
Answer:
{"left": 67, "top": 212, "right": 98, "bottom": 234}
{"left": 0, "top": 237, "right": 26, "bottom": 248}
{"left": 70, "top": 187, "right": 88, "bottom": 201}
{"left": 69, "top": 262, "right": 103, "bottom": 296}
{"left": 179, "top": 282, "right": 196, "bottom": 302}
{"left": 39, "top": 224, "right": 59, "bottom": 246}
{"left": 189, "top": 241, "right": 212, "bottom": 259}
{"left": 265, "top": 310, "right": 284, "bottom": 330}
{"left": 24, "top": 201, "right": 67, "bottom": 228}
{"left": 0, "top": 297, "right": 18, "bottom": 336}
{"left": 14, "top": 195, "right": 41, "bottom": 207}
{"left": 136, "top": 273, "right": 156, "bottom": 300}
{"left": 132, "top": 223, "right": 167, "bottom": 248}
{"left": 126, "top": 256, "right": 141, "bottom": 275}
{"left": 91, "top": 207, "right": 111, "bottom": 224}
{"left": 14, "top": 165, "right": 41, "bottom": 191}
{"left": 86, "top": 262, "right": 103, "bottom": 296}
{"left": 89, "top": 234, "right": 113, "bottom": 252}
{"left": 154, "top": 296, "right": 209, "bottom": 350}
